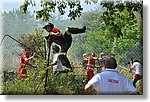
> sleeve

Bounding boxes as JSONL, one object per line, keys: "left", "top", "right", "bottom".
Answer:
{"left": 22, "top": 54, "right": 27, "bottom": 60}
{"left": 88, "top": 74, "right": 101, "bottom": 92}
{"left": 52, "top": 28, "right": 60, "bottom": 33}
{"left": 126, "top": 78, "right": 138, "bottom": 93}
{"left": 53, "top": 54, "right": 58, "bottom": 63}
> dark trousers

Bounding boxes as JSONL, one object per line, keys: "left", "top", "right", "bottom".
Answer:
{"left": 54, "top": 27, "right": 86, "bottom": 71}
{"left": 59, "top": 32, "right": 72, "bottom": 70}
{"left": 133, "top": 75, "right": 143, "bottom": 88}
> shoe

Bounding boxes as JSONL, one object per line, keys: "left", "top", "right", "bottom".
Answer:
{"left": 83, "top": 26, "right": 86, "bottom": 32}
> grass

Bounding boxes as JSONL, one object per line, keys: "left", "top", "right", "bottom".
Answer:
{"left": 2, "top": 66, "right": 143, "bottom": 95}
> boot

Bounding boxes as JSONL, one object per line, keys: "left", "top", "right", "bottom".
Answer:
{"left": 67, "top": 26, "right": 86, "bottom": 34}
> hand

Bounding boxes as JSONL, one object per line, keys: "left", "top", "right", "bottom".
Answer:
{"left": 33, "top": 52, "right": 36, "bottom": 57}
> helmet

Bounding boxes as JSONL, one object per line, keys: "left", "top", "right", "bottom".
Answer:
{"left": 83, "top": 53, "right": 87, "bottom": 57}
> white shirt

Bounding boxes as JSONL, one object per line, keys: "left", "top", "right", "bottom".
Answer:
{"left": 88, "top": 68, "right": 138, "bottom": 94}
{"left": 53, "top": 53, "right": 63, "bottom": 72}
{"left": 132, "top": 62, "right": 143, "bottom": 76}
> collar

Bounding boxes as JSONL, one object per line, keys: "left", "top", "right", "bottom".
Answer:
{"left": 105, "top": 68, "right": 118, "bottom": 73}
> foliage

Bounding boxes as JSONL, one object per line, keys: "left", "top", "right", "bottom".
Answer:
{"left": 18, "top": 29, "right": 45, "bottom": 58}
{"left": 1, "top": 9, "right": 39, "bottom": 36}
{"left": 2, "top": 64, "right": 88, "bottom": 95}
{"left": 20, "top": 0, "right": 93, "bottom": 21}
{"left": 101, "top": 1, "right": 142, "bottom": 38}
{"left": 2, "top": 1, "right": 143, "bottom": 95}
{"left": 68, "top": 1, "right": 143, "bottom": 66}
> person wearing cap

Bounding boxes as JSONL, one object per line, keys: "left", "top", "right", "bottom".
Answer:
{"left": 43, "top": 23, "right": 86, "bottom": 72}
{"left": 97, "top": 52, "right": 105, "bottom": 73}
{"left": 85, "top": 57, "right": 140, "bottom": 95}
{"left": 18, "top": 47, "right": 37, "bottom": 80}
{"left": 129, "top": 59, "right": 143, "bottom": 88}
{"left": 82, "top": 53, "right": 88, "bottom": 72}
{"left": 86, "top": 53, "right": 98, "bottom": 81}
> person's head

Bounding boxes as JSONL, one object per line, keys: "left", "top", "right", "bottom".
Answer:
{"left": 24, "top": 47, "right": 31, "bottom": 55}
{"left": 52, "top": 45, "right": 60, "bottom": 53}
{"left": 100, "top": 52, "right": 104, "bottom": 57}
{"left": 43, "top": 23, "right": 54, "bottom": 32}
{"left": 91, "top": 52, "right": 95, "bottom": 57}
{"left": 133, "top": 59, "right": 139, "bottom": 63}
{"left": 83, "top": 53, "right": 87, "bottom": 58}
{"left": 105, "top": 57, "right": 117, "bottom": 69}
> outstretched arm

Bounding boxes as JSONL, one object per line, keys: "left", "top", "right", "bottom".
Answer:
{"left": 85, "top": 83, "right": 93, "bottom": 95}
{"left": 24, "top": 53, "right": 36, "bottom": 62}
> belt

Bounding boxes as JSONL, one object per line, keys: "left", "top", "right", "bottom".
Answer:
{"left": 59, "top": 52, "right": 67, "bottom": 55}
{"left": 20, "top": 63, "right": 27, "bottom": 68}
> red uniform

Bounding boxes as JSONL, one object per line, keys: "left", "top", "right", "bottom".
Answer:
{"left": 86, "top": 55, "right": 95, "bottom": 81}
{"left": 52, "top": 28, "right": 60, "bottom": 33}
{"left": 18, "top": 54, "right": 29, "bottom": 80}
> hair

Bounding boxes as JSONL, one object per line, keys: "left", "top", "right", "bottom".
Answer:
{"left": 105, "top": 57, "right": 117, "bottom": 69}
{"left": 52, "top": 45, "right": 60, "bottom": 53}
{"left": 24, "top": 47, "right": 30, "bottom": 51}
{"left": 133, "top": 59, "right": 139, "bottom": 62}
{"left": 48, "top": 23, "right": 54, "bottom": 28}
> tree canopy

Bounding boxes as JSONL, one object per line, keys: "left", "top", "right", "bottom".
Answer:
{"left": 20, "top": 0, "right": 100, "bottom": 21}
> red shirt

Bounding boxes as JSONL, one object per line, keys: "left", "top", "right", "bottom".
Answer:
{"left": 87, "top": 55, "right": 95, "bottom": 68}
{"left": 20, "top": 53, "right": 29, "bottom": 67}
{"left": 52, "top": 28, "right": 60, "bottom": 33}
{"left": 48, "top": 27, "right": 65, "bottom": 46}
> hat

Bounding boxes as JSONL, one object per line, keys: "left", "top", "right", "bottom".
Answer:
{"left": 43, "top": 23, "right": 54, "bottom": 29}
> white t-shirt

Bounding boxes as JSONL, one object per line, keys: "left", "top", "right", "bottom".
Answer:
{"left": 88, "top": 68, "right": 138, "bottom": 95}
{"left": 132, "top": 62, "right": 143, "bottom": 76}
{"left": 53, "top": 53, "right": 63, "bottom": 72}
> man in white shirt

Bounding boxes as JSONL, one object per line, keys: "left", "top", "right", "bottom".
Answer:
{"left": 85, "top": 57, "right": 139, "bottom": 95}
{"left": 129, "top": 59, "right": 143, "bottom": 88}
{"left": 50, "top": 45, "right": 63, "bottom": 75}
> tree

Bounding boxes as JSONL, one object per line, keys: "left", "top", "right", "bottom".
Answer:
{"left": 1, "top": 9, "right": 39, "bottom": 36}
{"left": 67, "top": 1, "right": 143, "bottom": 66}
{"left": 20, "top": 0, "right": 99, "bottom": 21}
{"left": 101, "top": 1, "right": 142, "bottom": 38}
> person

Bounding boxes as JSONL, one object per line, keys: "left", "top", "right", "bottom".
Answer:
{"left": 85, "top": 57, "right": 140, "bottom": 95}
{"left": 86, "top": 53, "right": 98, "bottom": 81}
{"left": 129, "top": 59, "right": 143, "bottom": 88}
{"left": 50, "top": 45, "right": 64, "bottom": 75}
{"left": 97, "top": 52, "right": 105, "bottom": 73}
{"left": 82, "top": 53, "right": 88, "bottom": 72}
{"left": 18, "top": 47, "right": 36, "bottom": 80}
{"left": 43, "top": 23, "right": 86, "bottom": 72}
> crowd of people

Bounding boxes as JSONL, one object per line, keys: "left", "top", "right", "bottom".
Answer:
{"left": 17, "top": 23, "right": 143, "bottom": 95}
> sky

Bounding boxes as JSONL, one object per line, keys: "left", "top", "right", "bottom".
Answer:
{"left": 0, "top": 0, "right": 24, "bottom": 11}
{"left": 0, "top": 0, "right": 100, "bottom": 12}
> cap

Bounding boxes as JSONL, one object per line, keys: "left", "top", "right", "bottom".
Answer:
{"left": 43, "top": 23, "right": 54, "bottom": 29}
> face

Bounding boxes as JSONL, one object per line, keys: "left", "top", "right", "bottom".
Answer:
{"left": 46, "top": 25, "right": 52, "bottom": 32}
{"left": 91, "top": 53, "right": 95, "bottom": 57}
{"left": 25, "top": 49, "right": 31, "bottom": 55}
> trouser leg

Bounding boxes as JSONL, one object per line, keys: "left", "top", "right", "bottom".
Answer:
{"left": 59, "top": 54, "right": 73, "bottom": 71}
{"left": 65, "top": 26, "right": 86, "bottom": 34}
{"left": 133, "top": 76, "right": 142, "bottom": 88}
{"left": 133, "top": 78, "right": 139, "bottom": 88}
